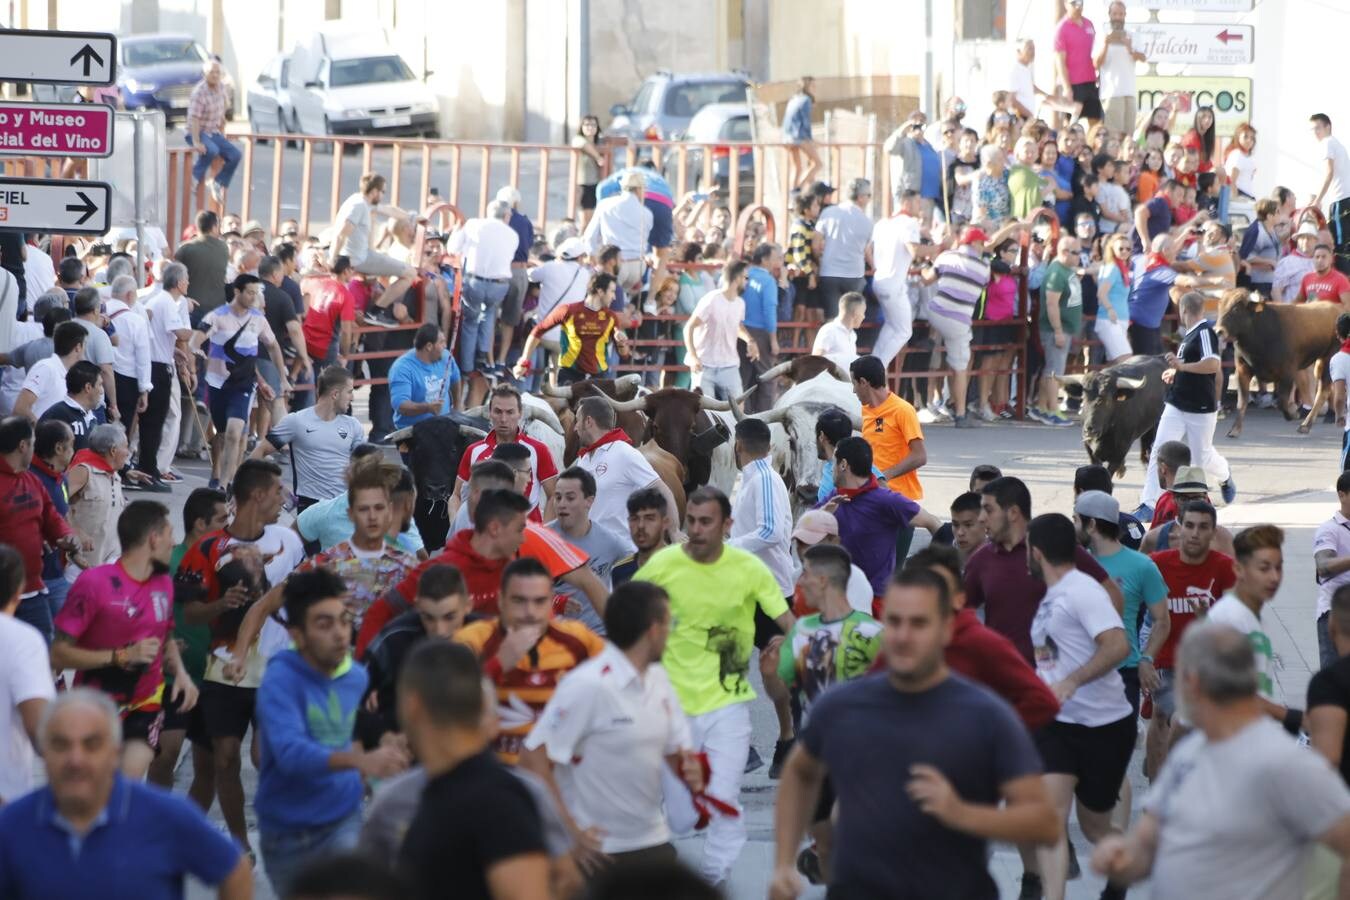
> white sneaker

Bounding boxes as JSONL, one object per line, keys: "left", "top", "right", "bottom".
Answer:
{"left": 975, "top": 405, "right": 997, "bottom": 422}
{"left": 926, "top": 398, "right": 951, "bottom": 421}
{"left": 917, "top": 408, "right": 941, "bottom": 425}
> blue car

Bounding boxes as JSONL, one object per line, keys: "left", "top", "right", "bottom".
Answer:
{"left": 117, "top": 34, "right": 234, "bottom": 122}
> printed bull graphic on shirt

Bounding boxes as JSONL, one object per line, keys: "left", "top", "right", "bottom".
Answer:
{"left": 705, "top": 624, "right": 750, "bottom": 696}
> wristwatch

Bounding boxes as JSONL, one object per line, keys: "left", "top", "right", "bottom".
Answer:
{"left": 1140, "top": 654, "right": 1155, "bottom": 664}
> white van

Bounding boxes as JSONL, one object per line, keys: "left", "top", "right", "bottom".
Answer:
{"left": 286, "top": 25, "right": 439, "bottom": 138}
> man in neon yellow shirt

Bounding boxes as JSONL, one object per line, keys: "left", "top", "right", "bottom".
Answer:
{"left": 635, "top": 485, "right": 794, "bottom": 884}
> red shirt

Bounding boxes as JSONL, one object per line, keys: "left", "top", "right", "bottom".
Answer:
{"left": 456, "top": 429, "right": 560, "bottom": 519}
{"left": 1149, "top": 548, "right": 1236, "bottom": 668}
{"left": 1181, "top": 130, "right": 1214, "bottom": 173}
{"left": 869, "top": 607, "right": 1060, "bottom": 730}
{"left": 0, "top": 456, "right": 72, "bottom": 594}
{"left": 301, "top": 274, "right": 355, "bottom": 360}
{"left": 1299, "top": 269, "right": 1350, "bottom": 302}
{"left": 530, "top": 302, "right": 623, "bottom": 375}
{"left": 1151, "top": 490, "right": 1178, "bottom": 528}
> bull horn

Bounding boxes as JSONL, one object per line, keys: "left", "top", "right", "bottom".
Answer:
{"left": 541, "top": 382, "right": 573, "bottom": 399}
{"left": 1115, "top": 376, "right": 1147, "bottom": 391}
{"left": 602, "top": 394, "right": 649, "bottom": 413}
{"left": 752, "top": 407, "right": 790, "bottom": 424}
{"left": 614, "top": 373, "right": 644, "bottom": 395}
{"left": 1056, "top": 374, "right": 1087, "bottom": 387}
{"left": 458, "top": 424, "right": 488, "bottom": 440}
{"left": 757, "top": 360, "right": 793, "bottom": 384}
{"left": 463, "top": 404, "right": 487, "bottom": 418}
{"left": 826, "top": 363, "right": 850, "bottom": 383}
{"left": 731, "top": 386, "right": 756, "bottom": 422}
{"left": 386, "top": 426, "right": 414, "bottom": 443}
{"left": 522, "top": 403, "right": 565, "bottom": 435}
{"left": 697, "top": 394, "right": 731, "bottom": 411}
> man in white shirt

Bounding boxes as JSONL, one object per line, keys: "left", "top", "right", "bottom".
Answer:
{"left": 22, "top": 234, "right": 55, "bottom": 305}
{"left": 523, "top": 580, "right": 701, "bottom": 864}
{"left": 1009, "top": 39, "right": 1039, "bottom": 120}
{"left": 684, "top": 259, "right": 758, "bottom": 401}
{"left": 105, "top": 274, "right": 153, "bottom": 451}
{"left": 1314, "top": 470, "right": 1350, "bottom": 672}
{"left": 1333, "top": 314, "right": 1350, "bottom": 473}
{"left": 583, "top": 170, "right": 652, "bottom": 294}
{"left": 572, "top": 395, "right": 679, "bottom": 542}
{"left": 815, "top": 178, "right": 874, "bottom": 320}
{"left": 1312, "top": 114, "right": 1350, "bottom": 276}
{"left": 14, "top": 320, "right": 85, "bottom": 421}
{"left": 871, "top": 190, "right": 937, "bottom": 367}
{"left": 1094, "top": 1, "right": 1147, "bottom": 136}
{"left": 812, "top": 291, "right": 865, "bottom": 371}
{"left": 140, "top": 263, "right": 194, "bottom": 483}
{"left": 329, "top": 171, "right": 421, "bottom": 325}
{"left": 525, "top": 238, "right": 590, "bottom": 379}
{"left": 446, "top": 199, "right": 521, "bottom": 375}
{"left": 0, "top": 543, "right": 53, "bottom": 804}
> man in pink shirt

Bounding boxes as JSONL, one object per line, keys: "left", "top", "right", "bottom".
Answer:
{"left": 684, "top": 259, "right": 759, "bottom": 401}
{"left": 1054, "top": 0, "right": 1103, "bottom": 125}
{"left": 51, "top": 500, "right": 196, "bottom": 779}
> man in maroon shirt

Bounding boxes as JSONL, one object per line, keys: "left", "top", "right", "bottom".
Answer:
{"left": 0, "top": 416, "right": 79, "bottom": 640}
{"left": 964, "top": 476, "right": 1124, "bottom": 665}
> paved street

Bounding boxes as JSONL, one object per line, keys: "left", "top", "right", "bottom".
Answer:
{"left": 160, "top": 397, "right": 1340, "bottom": 899}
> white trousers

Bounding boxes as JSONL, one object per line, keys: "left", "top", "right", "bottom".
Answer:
{"left": 872, "top": 282, "right": 914, "bottom": 367}
{"left": 1141, "top": 403, "right": 1231, "bottom": 506}
{"left": 662, "top": 701, "right": 751, "bottom": 884}
{"left": 159, "top": 379, "right": 182, "bottom": 475}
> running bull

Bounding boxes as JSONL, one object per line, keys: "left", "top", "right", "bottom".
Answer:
{"left": 1058, "top": 355, "right": 1167, "bottom": 477}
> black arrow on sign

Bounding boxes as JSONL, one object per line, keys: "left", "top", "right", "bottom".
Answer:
{"left": 65, "top": 191, "right": 98, "bottom": 225}
{"left": 69, "top": 44, "right": 104, "bottom": 78}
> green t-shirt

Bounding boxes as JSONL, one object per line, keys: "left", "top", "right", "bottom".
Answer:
{"left": 634, "top": 543, "right": 789, "bottom": 716}
{"left": 777, "top": 610, "right": 881, "bottom": 716}
{"left": 1007, "top": 164, "right": 1046, "bottom": 220}
{"left": 1040, "top": 260, "right": 1083, "bottom": 336}
{"left": 1094, "top": 546, "right": 1169, "bottom": 668}
{"left": 168, "top": 540, "right": 211, "bottom": 684}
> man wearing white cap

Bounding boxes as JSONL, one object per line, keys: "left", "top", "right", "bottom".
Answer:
{"left": 524, "top": 238, "right": 590, "bottom": 385}
{"left": 791, "top": 509, "right": 876, "bottom": 614}
{"left": 494, "top": 186, "right": 535, "bottom": 370}
{"left": 1272, "top": 221, "right": 1322, "bottom": 303}
{"left": 584, "top": 170, "right": 653, "bottom": 295}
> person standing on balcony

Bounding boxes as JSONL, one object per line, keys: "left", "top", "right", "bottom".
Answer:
{"left": 494, "top": 187, "right": 535, "bottom": 372}
{"left": 584, "top": 171, "right": 653, "bottom": 298}
{"left": 446, "top": 200, "right": 521, "bottom": 380}
{"left": 329, "top": 173, "right": 423, "bottom": 328}
{"left": 187, "top": 60, "right": 241, "bottom": 207}
{"left": 784, "top": 76, "right": 822, "bottom": 192}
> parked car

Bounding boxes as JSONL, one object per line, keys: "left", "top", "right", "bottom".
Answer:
{"left": 662, "top": 102, "right": 755, "bottom": 207}
{"left": 286, "top": 26, "right": 438, "bottom": 139}
{"left": 608, "top": 71, "right": 749, "bottom": 142}
{"left": 116, "top": 34, "right": 235, "bottom": 122}
{"left": 247, "top": 53, "right": 294, "bottom": 136}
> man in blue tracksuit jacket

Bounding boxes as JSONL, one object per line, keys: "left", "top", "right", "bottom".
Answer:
{"left": 254, "top": 567, "right": 411, "bottom": 895}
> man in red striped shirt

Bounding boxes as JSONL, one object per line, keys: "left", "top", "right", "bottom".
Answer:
{"left": 450, "top": 383, "right": 558, "bottom": 522}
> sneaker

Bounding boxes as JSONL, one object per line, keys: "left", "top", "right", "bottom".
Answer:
{"left": 917, "top": 407, "right": 942, "bottom": 425}
{"left": 1132, "top": 503, "right": 1154, "bottom": 523}
{"left": 996, "top": 405, "right": 1015, "bottom": 420}
{"left": 796, "top": 847, "right": 824, "bottom": 886}
{"left": 207, "top": 478, "right": 221, "bottom": 491}
{"left": 769, "top": 738, "right": 794, "bottom": 779}
{"left": 208, "top": 180, "right": 224, "bottom": 204}
{"left": 975, "top": 405, "right": 997, "bottom": 422}
{"left": 1048, "top": 412, "right": 1075, "bottom": 427}
{"left": 744, "top": 746, "right": 764, "bottom": 774}
{"left": 1256, "top": 392, "right": 1277, "bottom": 409}
{"left": 1326, "top": 408, "right": 1338, "bottom": 425}
{"left": 159, "top": 470, "right": 184, "bottom": 484}
{"left": 1221, "top": 476, "right": 1237, "bottom": 505}
{"left": 1018, "top": 872, "right": 1044, "bottom": 900}
{"left": 140, "top": 479, "right": 172, "bottom": 494}
{"left": 953, "top": 414, "right": 979, "bottom": 428}
{"left": 1026, "top": 407, "right": 1051, "bottom": 425}
{"left": 927, "top": 398, "right": 951, "bottom": 420}
{"left": 362, "top": 308, "right": 400, "bottom": 328}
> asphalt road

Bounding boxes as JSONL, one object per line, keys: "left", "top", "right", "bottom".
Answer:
{"left": 156, "top": 395, "right": 1343, "bottom": 900}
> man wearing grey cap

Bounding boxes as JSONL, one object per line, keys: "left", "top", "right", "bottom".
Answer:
{"left": 1074, "top": 489, "right": 1170, "bottom": 717}
{"left": 814, "top": 178, "right": 873, "bottom": 320}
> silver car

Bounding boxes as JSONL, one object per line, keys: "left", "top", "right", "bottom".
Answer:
{"left": 662, "top": 102, "right": 755, "bottom": 206}
{"left": 247, "top": 53, "right": 294, "bottom": 136}
{"left": 608, "top": 71, "right": 749, "bottom": 141}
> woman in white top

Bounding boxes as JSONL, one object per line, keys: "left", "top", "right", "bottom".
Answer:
{"left": 1224, "top": 123, "right": 1259, "bottom": 200}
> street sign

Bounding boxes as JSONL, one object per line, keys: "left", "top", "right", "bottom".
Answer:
{"left": 0, "top": 29, "right": 115, "bottom": 86}
{"left": 1143, "top": 0, "right": 1253, "bottom": 10}
{"left": 0, "top": 102, "right": 113, "bottom": 158}
{"left": 1133, "top": 23, "right": 1254, "bottom": 66}
{"left": 0, "top": 178, "right": 111, "bottom": 234}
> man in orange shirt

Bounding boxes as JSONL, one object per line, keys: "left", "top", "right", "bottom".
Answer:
{"left": 849, "top": 354, "right": 929, "bottom": 562}
{"left": 455, "top": 557, "right": 604, "bottom": 764}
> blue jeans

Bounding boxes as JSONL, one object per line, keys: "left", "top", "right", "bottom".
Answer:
{"left": 457, "top": 275, "right": 509, "bottom": 374}
{"left": 14, "top": 592, "right": 53, "bottom": 643}
{"left": 189, "top": 132, "right": 242, "bottom": 189}
{"left": 261, "top": 809, "right": 362, "bottom": 897}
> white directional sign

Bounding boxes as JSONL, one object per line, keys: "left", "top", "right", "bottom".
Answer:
{"left": 0, "top": 29, "right": 115, "bottom": 86}
{"left": 1144, "top": 0, "right": 1253, "bottom": 10}
{"left": 0, "top": 178, "right": 111, "bottom": 234}
{"left": 1133, "top": 23, "right": 1254, "bottom": 66}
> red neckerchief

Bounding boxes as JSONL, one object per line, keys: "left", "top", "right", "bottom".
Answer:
{"left": 1114, "top": 257, "right": 1131, "bottom": 286}
{"left": 835, "top": 475, "right": 880, "bottom": 499}
{"left": 1144, "top": 253, "right": 1171, "bottom": 273}
{"left": 1340, "top": 337, "right": 1350, "bottom": 354}
{"left": 71, "top": 448, "right": 114, "bottom": 473}
{"left": 31, "top": 457, "right": 65, "bottom": 480}
{"left": 578, "top": 427, "right": 631, "bottom": 458}
{"left": 689, "top": 752, "right": 741, "bottom": 829}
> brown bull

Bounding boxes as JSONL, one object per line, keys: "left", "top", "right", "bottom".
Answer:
{"left": 1216, "top": 290, "right": 1341, "bottom": 438}
{"left": 639, "top": 441, "right": 687, "bottom": 523}
{"left": 542, "top": 374, "right": 647, "bottom": 462}
{"left": 600, "top": 388, "right": 732, "bottom": 492}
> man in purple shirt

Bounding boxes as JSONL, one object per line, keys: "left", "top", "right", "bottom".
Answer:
{"left": 820, "top": 437, "right": 941, "bottom": 607}
{"left": 964, "top": 475, "right": 1125, "bottom": 664}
